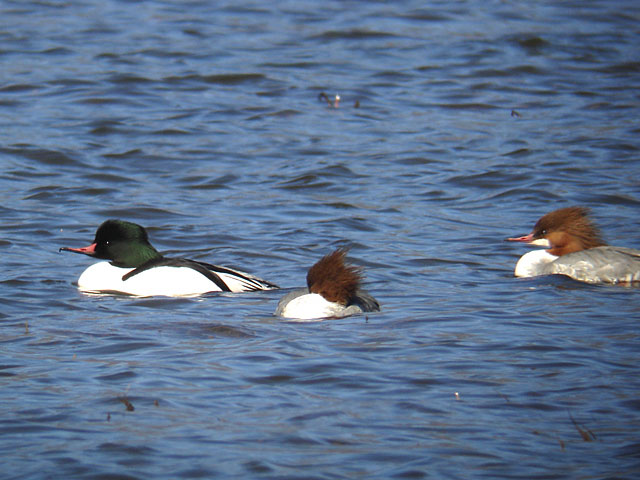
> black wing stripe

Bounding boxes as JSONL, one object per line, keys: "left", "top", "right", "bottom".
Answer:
{"left": 194, "top": 261, "right": 278, "bottom": 290}
{"left": 121, "top": 257, "right": 276, "bottom": 292}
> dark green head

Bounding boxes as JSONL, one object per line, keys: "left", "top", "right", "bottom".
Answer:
{"left": 61, "top": 219, "right": 162, "bottom": 268}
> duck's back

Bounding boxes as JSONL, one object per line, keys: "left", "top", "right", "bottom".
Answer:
{"left": 548, "top": 246, "right": 640, "bottom": 284}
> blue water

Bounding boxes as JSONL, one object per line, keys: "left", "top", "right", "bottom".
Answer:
{"left": 1, "top": 1, "right": 640, "bottom": 478}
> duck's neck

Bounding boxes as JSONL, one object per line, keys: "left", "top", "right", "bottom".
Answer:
{"left": 111, "top": 244, "right": 162, "bottom": 268}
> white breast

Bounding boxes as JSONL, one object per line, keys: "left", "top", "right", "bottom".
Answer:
{"left": 514, "top": 250, "right": 559, "bottom": 278}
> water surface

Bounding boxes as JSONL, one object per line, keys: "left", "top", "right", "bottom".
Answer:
{"left": 1, "top": 1, "right": 640, "bottom": 478}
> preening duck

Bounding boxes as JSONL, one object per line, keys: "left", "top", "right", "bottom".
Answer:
{"left": 275, "top": 248, "right": 380, "bottom": 320}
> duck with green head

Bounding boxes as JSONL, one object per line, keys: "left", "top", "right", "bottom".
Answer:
{"left": 61, "top": 219, "right": 279, "bottom": 296}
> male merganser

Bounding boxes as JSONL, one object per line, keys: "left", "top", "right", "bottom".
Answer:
{"left": 507, "top": 206, "right": 640, "bottom": 284}
{"left": 275, "top": 248, "right": 380, "bottom": 320}
{"left": 60, "top": 219, "right": 279, "bottom": 296}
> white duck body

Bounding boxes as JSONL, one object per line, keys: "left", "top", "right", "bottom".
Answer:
{"left": 77, "top": 261, "right": 273, "bottom": 296}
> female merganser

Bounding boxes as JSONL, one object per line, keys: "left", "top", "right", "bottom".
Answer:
{"left": 507, "top": 206, "right": 640, "bottom": 284}
{"left": 275, "top": 248, "right": 380, "bottom": 320}
{"left": 60, "top": 219, "right": 279, "bottom": 296}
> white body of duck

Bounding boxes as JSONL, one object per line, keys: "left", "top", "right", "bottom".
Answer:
{"left": 76, "top": 261, "right": 275, "bottom": 296}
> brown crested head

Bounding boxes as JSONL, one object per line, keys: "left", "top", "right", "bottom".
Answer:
{"left": 306, "top": 248, "right": 363, "bottom": 305}
{"left": 532, "top": 206, "right": 606, "bottom": 255}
